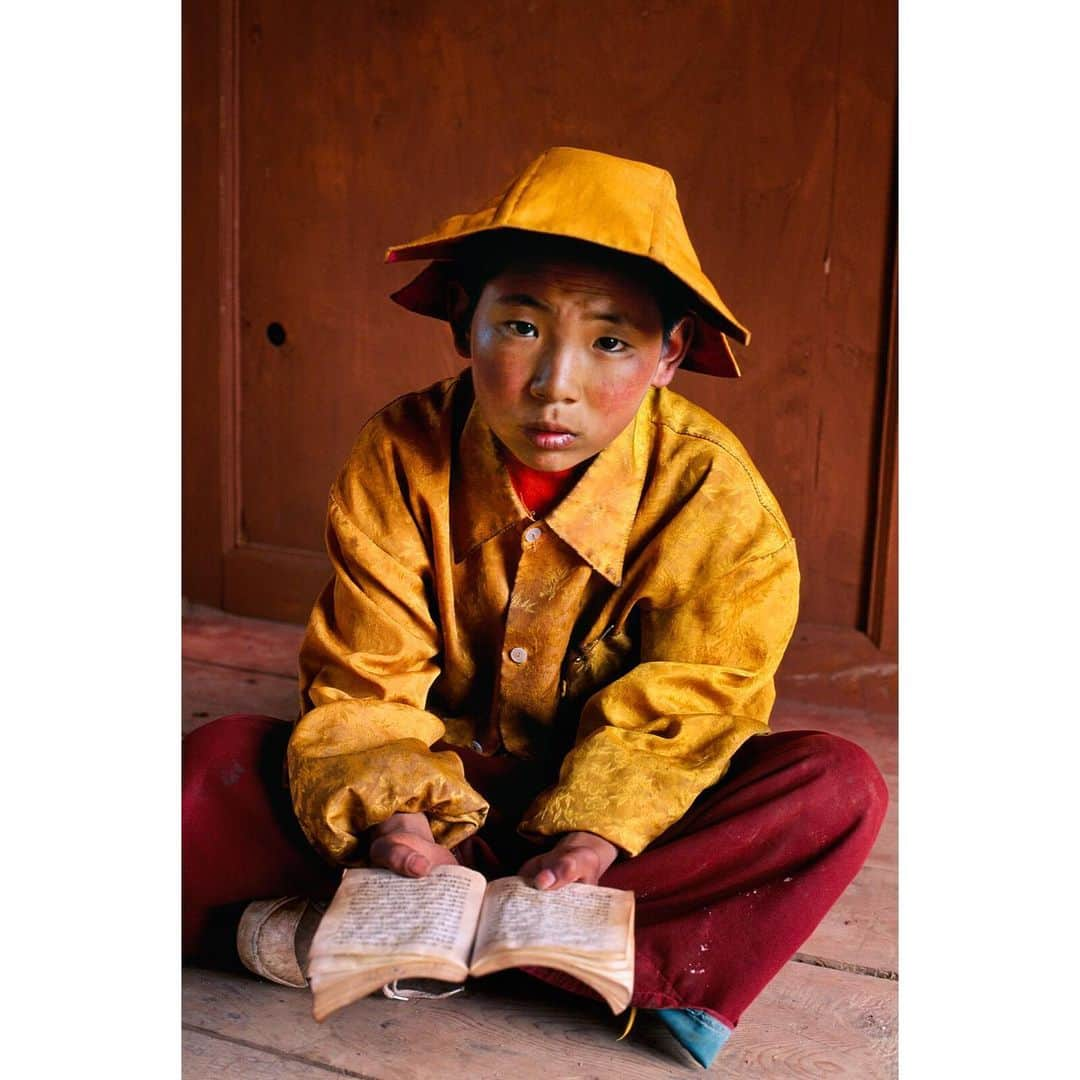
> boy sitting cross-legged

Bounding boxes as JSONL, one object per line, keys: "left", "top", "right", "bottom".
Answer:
{"left": 183, "top": 147, "right": 887, "bottom": 1069}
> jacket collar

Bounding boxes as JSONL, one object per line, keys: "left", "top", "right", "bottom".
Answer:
{"left": 451, "top": 392, "right": 650, "bottom": 586}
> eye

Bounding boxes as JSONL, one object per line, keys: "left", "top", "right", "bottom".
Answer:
{"left": 595, "top": 336, "right": 628, "bottom": 353}
{"left": 505, "top": 320, "right": 538, "bottom": 338}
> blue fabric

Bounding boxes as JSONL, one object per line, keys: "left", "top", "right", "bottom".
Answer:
{"left": 655, "top": 1008, "right": 732, "bottom": 1068}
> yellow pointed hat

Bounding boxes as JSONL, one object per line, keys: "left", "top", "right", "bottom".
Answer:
{"left": 385, "top": 147, "right": 750, "bottom": 378}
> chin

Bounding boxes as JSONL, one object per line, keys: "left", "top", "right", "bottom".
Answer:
{"left": 519, "top": 444, "right": 589, "bottom": 472}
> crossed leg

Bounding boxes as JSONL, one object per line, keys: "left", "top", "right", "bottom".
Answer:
{"left": 183, "top": 715, "right": 886, "bottom": 1032}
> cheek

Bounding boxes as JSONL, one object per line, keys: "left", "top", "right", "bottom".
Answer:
{"left": 586, "top": 365, "right": 654, "bottom": 418}
{"left": 474, "top": 362, "right": 516, "bottom": 403}
{"left": 471, "top": 344, "right": 526, "bottom": 410}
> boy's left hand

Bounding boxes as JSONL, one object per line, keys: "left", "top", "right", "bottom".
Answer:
{"left": 518, "top": 831, "right": 618, "bottom": 891}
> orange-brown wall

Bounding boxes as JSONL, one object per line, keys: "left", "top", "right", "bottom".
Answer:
{"left": 183, "top": 0, "right": 897, "bottom": 644}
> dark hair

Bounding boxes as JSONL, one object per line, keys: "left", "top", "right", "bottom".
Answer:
{"left": 447, "top": 229, "right": 691, "bottom": 343}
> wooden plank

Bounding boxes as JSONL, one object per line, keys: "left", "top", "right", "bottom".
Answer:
{"left": 776, "top": 665, "right": 898, "bottom": 718}
{"left": 799, "top": 865, "right": 897, "bottom": 974}
{"left": 184, "top": 968, "right": 683, "bottom": 1080}
{"left": 864, "top": 797, "right": 897, "bottom": 874}
{"left": 866, "top": 246, "right": 898, "bottom": 655}
{"left": 223, "top": 546, "right": 331, "bottom": 627}
{"left": 183, "top": 601, "right": 304, "bottom": 677}
{"left": 776, "top": 623, "right": 898, "bottom": 718}
{"left": 779, "top": 622, "right": 891, "bottom": 678}
{"left": 735, "top": 962, "right": 896, "bottom": 1077}
{"left": 184, "top": 959, "right": 895, "bottom": 1078}
{"left": 183, "top": 659, "right": 298, "bottom": 735}
{"left": 181, "top": 0, "right": 226, "bottom": 607}
{"left": 184, "top": 1028, "right": 349, "bottom": 1079}
{"left": 807, "top": 0, "right": 897, "bottom": 629}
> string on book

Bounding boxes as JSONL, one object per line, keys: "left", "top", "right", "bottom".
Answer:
{"left": 382, "top": 980, "right": 466, "bottom": 1001}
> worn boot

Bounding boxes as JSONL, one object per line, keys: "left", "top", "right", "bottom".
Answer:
{"left": 236, "top": 897, "right": 325, "bottom": 988}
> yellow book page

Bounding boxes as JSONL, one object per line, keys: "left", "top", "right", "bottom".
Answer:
{"left": 468, "top": 877, "right": 635, "bottom": 1015}
{"left": 307, "top": 865, "right": 486, "bottom": 975}
{"left": 470, "top": 876, "right": 633, "bottom": 959}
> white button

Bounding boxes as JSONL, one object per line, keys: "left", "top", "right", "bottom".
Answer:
{"left": 524, "top": 526, "right": 542, "bottom": 543}
{"left": 469, "top": 740, "right": 483, "bottom": 752}
{"left": 509, "top": 646, "right": 528, "bottom": 664}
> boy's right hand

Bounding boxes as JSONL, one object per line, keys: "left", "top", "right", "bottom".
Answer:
{"left": 367, "top": 811, "right": 457, "bottom": 878}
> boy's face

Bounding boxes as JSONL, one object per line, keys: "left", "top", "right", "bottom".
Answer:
{"left": 452, "top": 253, "right": 692, "bottom": 472}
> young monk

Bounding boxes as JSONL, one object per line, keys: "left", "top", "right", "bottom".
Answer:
{"left": 183, "top": 147, "right": 887, "bottom": 1068}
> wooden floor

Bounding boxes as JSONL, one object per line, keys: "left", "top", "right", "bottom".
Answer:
{"left": 182, "top": 604, "right": 898, "bottom": 1078}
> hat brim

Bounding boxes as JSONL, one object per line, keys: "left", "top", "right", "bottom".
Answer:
{"left": 388, "top": 258, "right": 742, "bottom": 379}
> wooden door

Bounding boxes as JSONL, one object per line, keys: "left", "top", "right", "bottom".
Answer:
{"left": 183, "top": 0, "right": 898, "bottom": 638}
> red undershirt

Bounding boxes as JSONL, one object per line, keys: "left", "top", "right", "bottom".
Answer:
{"left": 503, "top": 448, "right": 585, "bottom": 517}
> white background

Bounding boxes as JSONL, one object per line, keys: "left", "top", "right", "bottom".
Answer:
{"left": 2, "top": 3, "right": 1077, "bottom": 1075}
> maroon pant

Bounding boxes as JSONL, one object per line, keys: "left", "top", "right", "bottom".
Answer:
{"left": 183, "top": 714, "right": 887, "bottom": 1029}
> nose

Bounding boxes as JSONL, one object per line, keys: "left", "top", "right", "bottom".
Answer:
{"left": 529, "top": 338, "right": 581, "bottom": 404}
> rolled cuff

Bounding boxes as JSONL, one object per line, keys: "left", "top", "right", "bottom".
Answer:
{"left": 289, "top": 737, "right": 489, "bottom": 864}
{"left": 517, "top": 721, "right": 765, "bottom": 856}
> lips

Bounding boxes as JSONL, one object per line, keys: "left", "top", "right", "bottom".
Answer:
{"left": 525, "top": 420, "right": 577, "bottom": 435}
{"left": 523, "top": 421, "right": 578, "bottom": 450}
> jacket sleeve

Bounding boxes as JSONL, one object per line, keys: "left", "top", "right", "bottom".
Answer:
{"left": 287, "top": 480, "right": 488, "bottom": 866}
{"left": 518, "top": 536, "right": 799, "bottom": 857}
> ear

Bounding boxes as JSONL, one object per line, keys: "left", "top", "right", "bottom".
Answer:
{"left": 650, "top": 315, "right": 694, "bottom": 388}
{"left": 446, "top": 279, "right": 473, "bottom": 359}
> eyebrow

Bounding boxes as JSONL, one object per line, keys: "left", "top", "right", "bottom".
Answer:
{"left": 494, "top": 292, "right": 551, "bottom": 311}
{"left": 493, "top": 292, "right": 632, "bottom": 326}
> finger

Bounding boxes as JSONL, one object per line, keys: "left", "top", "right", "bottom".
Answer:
{"left": 367, "top": 834, "right": 394, "bottom": 870}
{"left": 520, "top": 852, "right": 562, "bottom": 889}
{"left": 520, "top": 853, "right": 560, "bottom": 889}
{"left": 518, "top": 856, "right": 542, "bottom": 880}
{"left": 403, "top": 850, "right": 431, "bottom": 877}
{"left": 534, "top": 867, "right": 557, "bottom": 890}
{"left": 426, "top": 843, "right": 458, "bottom": 869}
{"left": 370, "top": 836, "right": 430, "bottom": 877}
{"left": 537, "top": 853, "right": 581, "bottom": 890}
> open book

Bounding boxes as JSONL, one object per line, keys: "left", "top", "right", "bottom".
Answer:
{"left": 307, "top": 865, "right": 635, "bottom": 1021}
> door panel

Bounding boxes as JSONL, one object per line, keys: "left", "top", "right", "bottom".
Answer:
{"left": 188, "top": 0, "right": 897, "bottom": 630}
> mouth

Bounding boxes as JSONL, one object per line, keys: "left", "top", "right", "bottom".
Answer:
{"left": 522, "top": 421, "right": 578, "bottom": 451}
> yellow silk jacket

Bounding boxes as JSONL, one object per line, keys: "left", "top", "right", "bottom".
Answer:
{"left": 288, "top": 370, "right": 799, "bottom": 863}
